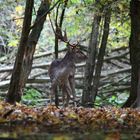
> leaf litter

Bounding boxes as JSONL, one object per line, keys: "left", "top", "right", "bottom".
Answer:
{"left": 0, "top": 101, "right": 140, "bottom": 139}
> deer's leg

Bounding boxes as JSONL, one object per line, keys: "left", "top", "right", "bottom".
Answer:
{"left": 69, "top": 75, "right": 76, "bottom": 99}
{"left": 65, "top": 92, "right": 70, "bottom": 107}
{"left": 50, "top": 81, "right": 57, "bottom": 105}
{"left": 69, "top": 75, "right": 77, "bottom": 106}
{"left": 62, "top": 85, "right": 67, "bottom": 107}
{"left": 65, "top": 80, "right": 72, "bottom": 107}
{"left": 55, "top": 87, "right": 59, "bottom": 106}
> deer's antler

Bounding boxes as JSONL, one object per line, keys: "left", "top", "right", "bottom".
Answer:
{"left": 57, "top": 29, "right": 79, "bottom": 48}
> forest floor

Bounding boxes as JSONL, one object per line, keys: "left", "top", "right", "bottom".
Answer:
{"left": 0, "top": 101, "right": 140, "bottom": 140}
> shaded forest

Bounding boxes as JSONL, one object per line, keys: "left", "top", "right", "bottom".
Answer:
{"left": 0, "top": 0, "right": 140, "bottom": 139}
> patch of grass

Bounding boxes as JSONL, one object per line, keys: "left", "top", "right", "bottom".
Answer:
{"left": 22, "top": 88, "right": 42, "bottom": 106}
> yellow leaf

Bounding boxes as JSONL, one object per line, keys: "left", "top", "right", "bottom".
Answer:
{"left": 0, "top": 118, "right": 7, "bottom": 123}
{"left": 53, "top": 135, "right": 72, "bottom": 140}
{"left": 118, "top": 3, "right": 124, "bottom": 11}
{"left": 8, "top": 40, "right": 18, "bottom": 47}
{"left": 15, "top": 5, "right": 23, "bottom": 12}
{"left": 15, "top": 102, "right": 22, "bottom": 106}
{"left": 0, "top": 104, "right": 3, "bottom": 111}
{"left": 68, "top": 113, "right": 77, "bottom": 119}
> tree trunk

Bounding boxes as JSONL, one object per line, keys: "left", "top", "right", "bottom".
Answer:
{"left": 54, "top": 0, "right": 68, "bottom": 106}
{"left": 54, "top": 0, "right": 68, "bottom": 59}
{"left": 91, "top": 10, "right": 111, "bottom": 104}
{"left": 136, "top": 68, "right": 140, "bottom": 106}
{"left": 6, "top": 0, "right": 50, "bottom": 103}
{"left": 55, "top": 37, "right": 59, "bottom": 59}
{"left": 6, "top": 0, "right": 34, "bottom": 104}
{"left": 82, "top": 12, "right": 101, "bottom": 106}
{"left": 123, "top": 0, "right": 140, "bottom": 107}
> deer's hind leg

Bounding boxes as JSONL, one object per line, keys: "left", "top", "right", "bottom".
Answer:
{"left": 69, "top": 75, "right": 75, "bottom": 99}
{"left": 64, "top": 80, "right": 73, "bottom": 107}
{"left": 50, "top": 80, "right": 57, "bottom": 105}
{"left": 62, "top": 85, "right": 67, "bottom": 107}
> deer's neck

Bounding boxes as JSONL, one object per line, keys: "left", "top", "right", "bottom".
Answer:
{"left": 62, "top": 51, "right": 75, "bottom": 64}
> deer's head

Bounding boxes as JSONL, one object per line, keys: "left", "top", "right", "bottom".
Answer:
{"left": 68, "top": 44, "right": 87, "bottom": 63}
{"left": 56, "top": 28, "right": 87, "bottom": 62}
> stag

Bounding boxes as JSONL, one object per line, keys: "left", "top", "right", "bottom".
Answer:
{"left": 48, "top": 29, "right": 87, "bottom": 107}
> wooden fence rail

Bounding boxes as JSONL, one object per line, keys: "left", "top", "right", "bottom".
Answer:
{"left": 0, "top": 47, "right": 131, "bottom": 98}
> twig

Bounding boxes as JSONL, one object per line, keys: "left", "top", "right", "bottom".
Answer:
{"left": 30, "top": 0, "right": 61, "bottom": 29}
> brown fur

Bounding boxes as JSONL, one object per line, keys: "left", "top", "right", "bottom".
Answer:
{"left": 48, "top": 46, "right": 87, "bottom": 107}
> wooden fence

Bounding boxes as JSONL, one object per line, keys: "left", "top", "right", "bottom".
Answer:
{"left": 0, "top": 47, "right": 131, "bottom": 102}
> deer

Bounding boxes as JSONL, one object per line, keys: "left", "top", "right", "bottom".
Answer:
{"left": 48, "top": 29, "right": 87, "bottom": 107}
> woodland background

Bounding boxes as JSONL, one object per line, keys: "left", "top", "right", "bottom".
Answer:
{"left": 0, "top": 0, "right": 132, "bottom": 107}
{"left": 0, "top": 0, "right": 140, "bottom": 139}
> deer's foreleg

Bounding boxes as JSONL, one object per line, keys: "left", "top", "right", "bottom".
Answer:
{"left": 62, "top": 85, "right": 67, "bottom": 107}
{"left": 50, "top": 80, "right": 57, "bottom": 105}
{"left": 61, "top": 79, "right": 72, "bottom": 107}
{"left": 69, "top": 75, "right": 78, "bottom": 106}
{"left": 69, "top": 75, "right": 75, "bottom": 99}
{"left": 65, "top": 80, "right": 72, "bottom": 106}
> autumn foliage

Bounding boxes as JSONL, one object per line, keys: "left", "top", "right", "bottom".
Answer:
{"left": 0, "top": 101, "right": 140, "bottom": 134}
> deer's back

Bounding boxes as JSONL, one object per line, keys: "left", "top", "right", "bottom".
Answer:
{"left": 49, "top": 58, "right": 75, "bottom": 84}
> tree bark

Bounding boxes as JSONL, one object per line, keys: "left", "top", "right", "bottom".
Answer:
{"left": 23, "top": 0, "right": 50, "bottom": 85}
{"left": 82, "top": 11, "right": 101, "bottom": 106}
{"left": 6, "top": 0, "right": 34, "bottom": 103}
{"left": 54, "top": 0, "right": 68, "bottom": 106}
{"left": 91, "top": 10, "right": 111, "bottom": 104}
{"left": 123, "top": 0, "right": 140, "bottom": 107}
{"left": 6, "top": 0, "right": 50, "bottom": 103}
